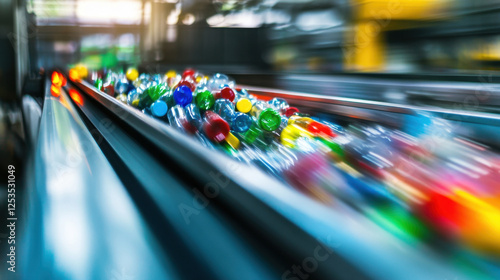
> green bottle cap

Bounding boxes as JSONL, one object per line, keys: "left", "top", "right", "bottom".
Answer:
{"left": 258, "top": 108, "right": 281, "bottom": 131}
{"left": 195, "top": 90, "right": 215, "bottom": 110}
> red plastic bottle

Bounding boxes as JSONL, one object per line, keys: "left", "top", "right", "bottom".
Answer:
{"left": 203, "top": 111, "right": 230, "bottom": 142}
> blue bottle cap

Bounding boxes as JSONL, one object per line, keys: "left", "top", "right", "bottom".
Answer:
{"left": 173, "top": 85, "right": 193, "bottom": 106}
{"left": 150, "top": 100, "right": 168, "bottom": 117}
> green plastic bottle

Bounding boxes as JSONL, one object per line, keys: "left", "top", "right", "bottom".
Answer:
{"left": 138, "top": 83, "right": 169, "bottom": 109}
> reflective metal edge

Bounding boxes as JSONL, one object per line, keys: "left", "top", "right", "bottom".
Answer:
{"left": 19, "top": 75, "right": 176, "bottom": 280}
{"left": 240, "top": 84, "right": 500, "bottom": 125}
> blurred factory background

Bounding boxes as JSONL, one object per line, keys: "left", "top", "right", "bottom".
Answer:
{"left": 7, "top": 0, "right": 500, "bottom": 109}
{"left": 16, "top": 0, "right": 500, "bottom": 73}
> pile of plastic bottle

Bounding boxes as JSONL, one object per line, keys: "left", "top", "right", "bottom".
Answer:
{"left": 71, "top": 66, "right": 500, "bottom": 263}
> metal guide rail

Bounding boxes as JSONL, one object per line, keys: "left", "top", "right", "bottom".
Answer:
{"left": 241, "top": 84, "right": 500, "bottom": 149}
{"left": 64, "top": 72, "right": 500, "bottom": 280}
{"left": 229, "top": 73, "right": 500, "bottom": 110}
{"left": 20, "top": 74, "right": 176, "bottom": 279}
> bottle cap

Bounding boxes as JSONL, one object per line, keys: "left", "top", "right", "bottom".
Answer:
{"left": 280, "top": 124, "right": 312, "bottom": 148}
{"left": 183, "top": 68, "right": 195, "bottom": 78}
{"left": 195, "top": 90, "right": 215, "bottom": 110}
{"left": 166, "top": 70, "right": 177, "bottom": 78}
{"left": 151, "top": 100, "right": 168, "bottom": 117}
{"left": 285, "top": 107, "right": 299, "bottom": 117}
{"left": 126, "top": 68, "right": 139, "bottom": 81}
{"left": 236, "top": 98, "right": 252, "bottom": 113}
{"left": 173, "top": 85, "right": 193, "bottom": 106}
{"left": 258, "top": 108, "right": 281, "bottom": 131}
{"left": 307, "top": 121, "right": 336, "bottom": 137}
{"left": 220, "top": 87, "right": 236, "bottom": 102}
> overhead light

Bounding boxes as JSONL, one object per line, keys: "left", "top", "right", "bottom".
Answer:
{"left": 207, "top": 11, "right": 263, "bottom": 28}
{"left": 295, "top": 10, "right": 343, "bottom": 31}
{"left": 166, "top": 3, "right": 182, "bottom": 25}
{"left": 207, "top": 14, "right": 225, "bottom": 26}
{"left": 182, "top": 13, "right": 195, "bottom": 25}
{"left": 166, "top": 14, "right": 178, "bottom": 25}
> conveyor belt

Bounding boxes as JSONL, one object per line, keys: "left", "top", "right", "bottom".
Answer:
{"left": 19, "top": 71, "right": 500, "bottom": 280}
{"left": 66, "top": 74, "right": 500, "bottom": 279}
{"left": 69, "top": 78, "right": 371, "bottom": 280}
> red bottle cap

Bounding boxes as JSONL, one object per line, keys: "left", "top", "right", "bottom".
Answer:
{"left": 203, "top": 111, "right": 230, "bottom": 142}
{"left": 220, "top": 87, "right": 235, "bottom": 102}
{"left": 307, "top": 121, "right": 336, "bottom": 137}
{"left": 182, "top": 68, "right": 195, "bottom": 78}
{"left": 285, "top": 107, "right": 299, "bottom": 117}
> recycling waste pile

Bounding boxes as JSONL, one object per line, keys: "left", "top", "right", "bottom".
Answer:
{"left": 69, "top": 65, "right": 500, "bottom": 278}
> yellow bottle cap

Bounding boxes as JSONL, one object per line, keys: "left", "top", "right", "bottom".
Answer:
{"left": 280, "top": 124, "right": 312, "bottom": 148}
{"left": 225, "top": 132, "right": 240, "bottom": 150}
{"left": 126, "top": 68, "right": 139, "bottom": 81}
{"left": 131, "top": 98, "right": 140, "bottom": 107}
{"left": 236, "top": 98, "right": 252, "bottom": 113}
{"left": 166, "top": 70, "right": 177, "bottom": 79}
